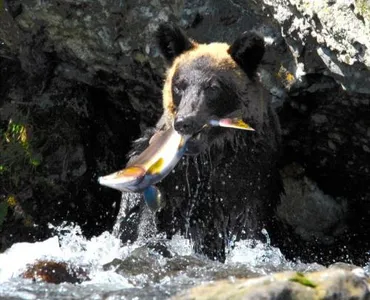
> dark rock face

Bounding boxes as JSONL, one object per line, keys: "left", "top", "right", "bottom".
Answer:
{"left": 278, "top": 87, "right": 370, "bottom": 264}
{"left": 0, "top": 56, "right": 140, "bottom": 248}
{"left": 0, "top": 0, "right": 369, "bottom": 265}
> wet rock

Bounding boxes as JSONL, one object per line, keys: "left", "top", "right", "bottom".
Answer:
{"left": 277, "top": 163, "right": 348, "bottom": 257}
{"left": 278, "top": 88, "right": 370, "bottom": 264}
{"left": 103, "top": 245, "right": 208, "bottom": 285}
{"left": 0, "top": 0, "right": 169, "bottom": 120}
{"left": 263, "top": 0, "right": 370, "bottom": 94}
{"left": 22, "top": 260, "right": 89, "bottom": 284}
{"left": 103, "top": 246, "right": 168, "bottom": 284}
{"left": 175, "top": 267, "right": 370, "bottom": 300}
{"left": 262, "top": 4, "right": 370, "bottom": 258}
{"left": 0, "top": 57, "right": 140, "bottom": 250}
{"left": 0, "top": 0, "right": 175, "bottom": 250}
{"left": 103, "top": 245, "right": 272, "bottom": 286}
{"left": 146, "top": 241, "right": 174, "bottom": 258}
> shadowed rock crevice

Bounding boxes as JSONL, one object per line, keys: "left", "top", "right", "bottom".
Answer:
{"left": 0, "top": 55, "right": 142, "bottom": 250}
{"left": 277, "top": 84, "right": 370, "bottom": 264}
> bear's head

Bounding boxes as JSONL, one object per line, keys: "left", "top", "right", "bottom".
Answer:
{"left": 156, "top": 23, "right": 266, "bottom": 155}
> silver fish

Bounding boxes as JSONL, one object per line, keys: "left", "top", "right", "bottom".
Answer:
{"left": 98, "top": 118, "right": 254, "bottom": 211}
{"left": 98, "top": 126, "right": 188, "bottom": 193}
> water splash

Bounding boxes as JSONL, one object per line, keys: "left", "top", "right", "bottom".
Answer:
{"left": 0, "top": 223, "right": 132, "bottom": 283}
{"left": 112, "top": 192, "right": 142, "bottom": 237}
{"left": 0, "top": 221, "right": 364, "bottom": 299}
{"left": 0, "top": 236, "right": 62, "bottom": 282}
{"left": 0, "top": 218, "right": 357, "bottom": 300}
{"left": 184, "top": 157, "right": 191, "bottom": 198}
{"left": 226, "top": 238, "right": 288, "bottom": 268}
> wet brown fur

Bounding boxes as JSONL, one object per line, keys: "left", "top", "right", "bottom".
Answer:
{"left": 162, "top": 42, "right": 245, "bottom": 126}
{"left": 123, "top": 24, "right": 283, "bottom": 262}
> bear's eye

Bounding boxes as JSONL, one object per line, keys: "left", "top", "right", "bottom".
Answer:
{"left": 172, "top": 86, "right": 183, "bottom": 106}
{"left": 205, "top": 84, "right": 220, "bottom": 98}
{"left": 173, "top": 86, "right": 181, "bottom": 95}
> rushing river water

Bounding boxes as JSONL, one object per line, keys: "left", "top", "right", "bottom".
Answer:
{"left": 3, "top": 220, "right": 361, "bottom": 300}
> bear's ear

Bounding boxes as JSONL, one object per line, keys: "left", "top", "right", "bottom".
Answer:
{"left": 156, "top": 23, "right": 195, "bottom": 63}
{"left": 228, "top": 32, "right": 265, "bottom": 79}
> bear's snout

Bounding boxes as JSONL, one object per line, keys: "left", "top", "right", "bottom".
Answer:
{"left": 174, "top": 116, "right": 201, "bottom": 135}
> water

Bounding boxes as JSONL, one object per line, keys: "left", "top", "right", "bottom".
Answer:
{"left": 0, "top": 220, "right": 341, "bottom": 300}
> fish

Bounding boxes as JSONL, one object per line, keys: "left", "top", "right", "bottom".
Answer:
{"left": 98, "top": 118, "right": 253, "bottom": 211}
{"left": 98, "top": 126, "right": 188, "bottom": 194}
{"left": 208, "top": 118, "right": 255, "bottom": 131}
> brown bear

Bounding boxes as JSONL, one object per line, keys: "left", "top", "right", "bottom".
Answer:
{"left": 123, "top": 23, "right": 283, "bottom": 262}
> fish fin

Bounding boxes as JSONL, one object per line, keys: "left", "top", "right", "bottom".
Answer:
{"left": 143, "top": 185, "right": 163, "bottom": 211}
{"left": 98, "top": 166, "right": 145, "bottom": 192}
{"left": 218, "top": 118, "right": 254, "bottom": 131}
{"left": 149, "top": 130, "right": 166, "bottom": 145}
{"left": 147, "top": 158, "right": 164, "bottom": 175}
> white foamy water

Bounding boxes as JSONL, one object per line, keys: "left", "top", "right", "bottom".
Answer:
{"left": 0, "top": 224, "right": 289, "bottom": 284}
{"left": 0, "top": 222, "right": 351, "bottom": 299}
{"left": 226, "top": 239, "right": 288, "bottom": 267}
{"left": 0, "top": 236, "right": 62, "bottom": 282}
{"left": 0, "top": 223, "right": 135, "bottom": 287}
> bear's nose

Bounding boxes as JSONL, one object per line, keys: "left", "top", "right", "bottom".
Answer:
{"left": 174, "top": 117, "right": 196, "bottom": 135}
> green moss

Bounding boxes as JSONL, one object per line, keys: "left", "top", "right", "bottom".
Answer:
{"left": 30, "top": 158, "right": 41, "bottom": 167}
{"left": 356, "top": 0, "right": 370, "bottom": 19}
{"left": 0, "top": 117, "right": 42, "bottom": 227}
{"left": 133, "top": 51, "right": 148, "bottom": 64}
{"left": 289, "top": 272, "right": 317, "bottom": 288}
{"left": 1, "top": 119, "right": 42, "bottom": 178}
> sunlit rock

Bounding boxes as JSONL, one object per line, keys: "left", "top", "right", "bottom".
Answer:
{"left": 175, "top": 267, "right": 370, "bottom": 300}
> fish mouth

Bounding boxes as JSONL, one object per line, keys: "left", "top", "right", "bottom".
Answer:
{"left": 98, "top": 166, "right": 146, "bottom": 192}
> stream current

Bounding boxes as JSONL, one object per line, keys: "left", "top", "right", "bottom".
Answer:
{"left": 1, "top": 219, "right": 368, "bottom": 299}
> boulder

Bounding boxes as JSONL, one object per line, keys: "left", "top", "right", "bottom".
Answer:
{"left": 175, "top": 267, "right": 370, "bottom": 300}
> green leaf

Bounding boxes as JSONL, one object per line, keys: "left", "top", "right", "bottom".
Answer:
{"left": 289, "top": 272, "right": 317, "bottom": 288}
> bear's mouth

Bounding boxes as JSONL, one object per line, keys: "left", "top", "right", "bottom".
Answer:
{"left": 180, "top": 117, "right": 253, "bottom": 155}
{"left": 185, "top": 126, "right": 219, "bottom": 155}
{"left": 185, "top": 128, "right": 210, "bottom": 155}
